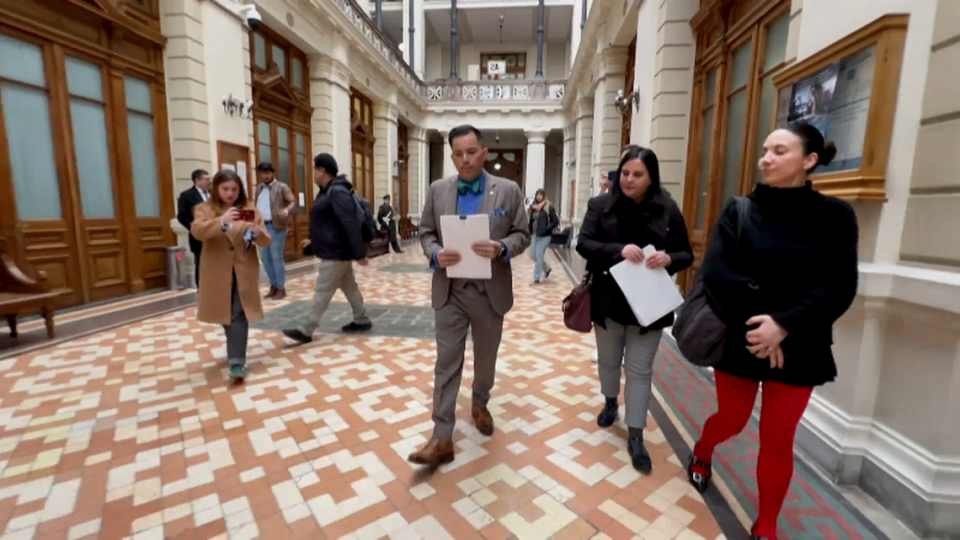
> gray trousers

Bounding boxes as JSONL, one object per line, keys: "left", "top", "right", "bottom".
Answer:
{"left": 224, "top": 278, "right": 248, "bottom": 367}
{"left": 298, "top": 260, "right": 371, "bottom": 336}
{"left": 432, "top": 282, "right": 503, "bottom": 440}
{"left": 595, "top": 318, "right": 662, "bottom": 429}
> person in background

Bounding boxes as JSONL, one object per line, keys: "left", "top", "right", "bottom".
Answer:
{"left": 176, "top": 169, "right": 211, "bottom": 288}
{"left": 378, "top": 194, "right": 403, "bottom": 253}
{"left": 527, "top": 188, "right": 559, "bottom": 283}
{"left": 407, "top": 125, "right": 530, "bottom": 468}
{"left": 191, "top": 169, "right": 271, "bottom": 383}
{"left": 282, "top": 153, "right": 372, "bottom": 344}
{"left": 576, "top": 146, "right": 692, "bottom": 474}
{"left": 254, "top": 162, "right": 297, "bottom": 300}
{"left": 686, "top": 122, "right": 857, "bottom": 540}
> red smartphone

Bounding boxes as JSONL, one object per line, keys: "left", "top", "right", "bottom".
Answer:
{"left": 237, "top": 209, "right": 255, "bottom": 222}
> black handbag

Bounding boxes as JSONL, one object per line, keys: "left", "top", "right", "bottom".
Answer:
{"left": 673, "top": 197, "right": 750, "bottom": 366}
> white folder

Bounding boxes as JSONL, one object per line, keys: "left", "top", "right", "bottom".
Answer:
{"left": 439, "top": 214, "right": 492, "bottom": 280}
{"left": 609, "top": 245, "right": 684, "bottom": 326}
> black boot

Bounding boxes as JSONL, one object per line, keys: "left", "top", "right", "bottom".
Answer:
{"left": 597, "top": 397, "right": 618, "bottom": 428}
{"left": 627, "top": 427, "right": 652, "bottom": 474}
{"left": 750, "top": 525, "right": 770, "bottom": 540}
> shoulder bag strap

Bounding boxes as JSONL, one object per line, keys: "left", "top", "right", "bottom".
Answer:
{"left": 734, "top": 196, "right": 751, "bottom": 246}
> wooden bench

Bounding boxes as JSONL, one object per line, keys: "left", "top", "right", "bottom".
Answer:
{"left": 0, "top": 253, "right": 57, "bottom": 339}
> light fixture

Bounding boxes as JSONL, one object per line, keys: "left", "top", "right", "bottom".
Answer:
{"left": 393, "top": 158, "right": 405, "bottom": 175}
{"left": 615, "top": 88, "right": 640, "bottom": 115}
{"left": 498, "top": 15, "right": 505, "bottom": 43}
{"left": 222, "top": 94, "right": 253, "bottom": 119}
{"left": 494, "top": 163, "right": 502, "bottom": 170}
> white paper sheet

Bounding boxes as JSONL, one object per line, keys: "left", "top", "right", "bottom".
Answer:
{"left": 609, "top": 245, "right": 685, "bottom": 327}
{"left": 439, "top": 214, "right": 492, "bottom": 280}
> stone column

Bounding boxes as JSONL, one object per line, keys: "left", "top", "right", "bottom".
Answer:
{"left": 439, "top": 130, "right": 458, "bottom": 179}
{"left": 535, "top": 0, "right": 546, "bottom": 78}
{"left": 309, "top": 54, "right": 353, "bottom": 177}
{"left": 560, "top": 125, "right": 575, "bottom": 222}
{"left": 448, "top": 0, "right": 459, "bottom": 80}
{"left": 373, "top": 101, "right": 399, "bottom": 200}
{"left": 524, "top": 130, "right": 548, "bottom": 198}
{"left": 574, "top": 96, "right": 594, "bottom": 225}
{"left": 407, "top": 127, "right": 428, "bottom": 220}
{"left": 161, "top": 0, "right": 212, "bottom": 253}
{"left": 375, "top": 0, "right": 383, "bottom": 29}
{"left": 591, "top": 47, "right": 628, "bottom": 194}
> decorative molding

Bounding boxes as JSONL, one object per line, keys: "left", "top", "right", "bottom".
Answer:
{"left": 524, "top": 130, "right": 549, "bottom": 144}
{"left": 374, "top": 102, "right": 400, "bottom": 121}
{"left": 858, "top": 262, "right": 960, "bottom": 319}
{"left": 423, "top": 80, "right": 565, "bottom": 104}
{"left": 802, "top": 392, "right": 960, "bottom": 501}
{"left": 309, "top": 55, "right": 352, "bottom": 92}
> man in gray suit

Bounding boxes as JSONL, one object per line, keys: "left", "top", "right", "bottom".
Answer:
{"left": 408, "top": 125, "right": 531, "bottom": 468}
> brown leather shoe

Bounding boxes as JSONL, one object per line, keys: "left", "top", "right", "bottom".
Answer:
{"left": 472, "top": 404, "right": 494, "bottom": 436}
{"left": 273, "top": 288, "right": 286, "bottom": 300}
{"left": 407, "top": 437, "right": 454, "bottom": 467}
{"left": 264, "top": 286, "right": 277, "bottom": 299}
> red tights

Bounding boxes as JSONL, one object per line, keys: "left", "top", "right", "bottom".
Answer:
{"left": 694, "top": 371, "right": 813, "bottom": 539}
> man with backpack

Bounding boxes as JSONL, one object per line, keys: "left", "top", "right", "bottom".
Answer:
{"left": 283, "top": 153, "right": 373, "bottom": 343}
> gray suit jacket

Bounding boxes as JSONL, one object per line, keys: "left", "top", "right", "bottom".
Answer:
{"left": 420, "top": 173, "right": 531, "bottom": 315}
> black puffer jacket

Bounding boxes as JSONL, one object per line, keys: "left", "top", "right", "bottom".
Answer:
{"left": 309, "top": 176, "right": 367, "bottom": 261}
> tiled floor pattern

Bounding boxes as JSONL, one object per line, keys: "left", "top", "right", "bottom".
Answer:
{"left": 0, "top": 250, "right": 726, "bottom": 540}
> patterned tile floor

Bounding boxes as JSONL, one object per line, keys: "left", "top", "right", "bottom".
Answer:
{"left": 0, "top": 249, "right": 730, "bottom": 540}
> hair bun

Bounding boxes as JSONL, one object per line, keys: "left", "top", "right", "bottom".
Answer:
{"left": 820, "top": 141, "right": 838, "bottom": 167}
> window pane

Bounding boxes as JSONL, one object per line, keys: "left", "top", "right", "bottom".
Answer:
{"left": 65, "top": 57, "right": 104, "bottom": 101}
{"left": 0, "top": 35, "right": 46, "bottom": 87}
{"left": 693, "top": 107, "right": 714, "bottom": 230}
{"left": 704, "top": 69, "right": 717, "bottom": 107}
{"left": 1, "top": 84, "right": 61, "bottom": 219}
{"left": 254, "top": 33, "right": 267, "bottom": 69}
{"left": 277, "top": 127, "right": 290, "bottom": 186}
{"left": 729, "top": 41, "right": 752, "bottom": 91}
{"left": 258, "top": 144, "right": 271, "bottom": 167}
{"left": 128, "top": 113, "right": 160, "bottom": 217}
{"left": 70, "top": 100, "right": 115, "bottom": 218}
{"left": 257, "top": 121, "right": 271, "bottom": 166}
{"left": 124, "top": 77, "right": 152, "bottom": 114}
{"left": 292, "top": 57, "right": 304, "bottom": 88}
{"left": 296, "top": 133, "right": 307, "bottom": 215}
{"left": 272, "top": 45, "right": 286, "bottom": 77}
{"left": 763, "top": 13, "right": 790, "bottom": 72}
{"left": 753, "top": 74, "right": 777, "bottom": 184}
{"left": 721, "top": 90, "right": 749, "bottom": 206}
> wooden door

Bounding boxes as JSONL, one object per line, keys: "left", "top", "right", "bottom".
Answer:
{"left": 485, "top": 149, "right": 524, "bottom": 189}
{"left": 217, "top": 141, "right": 251, "bottom": 196}
{"left": 621, "top": 35, "right": 637, "bottom": 149}
{"left": 397, "top": 122, "right": 410, "bottom": 220}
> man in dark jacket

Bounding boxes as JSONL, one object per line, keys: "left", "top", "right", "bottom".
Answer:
{"left": 283, "top": 153, "right": 372, "bottom": 343}
{"left": 176, "top": 169, "right": 210, "bottom": 287}
{"left": 377, "top": 194, "right": 403, "bottom": 253}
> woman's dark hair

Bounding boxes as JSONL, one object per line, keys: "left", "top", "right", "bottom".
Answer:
{"left": 787, "top": 121, "right": 838, "bottom": 172}
{"left": 614, "top": 146, "right": 667, "bottom": 205}
{"left": 209, "top": 169, "right": 249, "bottom": 212}
{"left": 534, "top": 188, "right": 546, "bottom": 199}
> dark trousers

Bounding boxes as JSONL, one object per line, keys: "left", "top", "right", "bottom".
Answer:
{"left": 384, "top": 223, "right": 402, "bottom": 252}
{"left": 193, "top": 249, "right": 202, "bottom": 288}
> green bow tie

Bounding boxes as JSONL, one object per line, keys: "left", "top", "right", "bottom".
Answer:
{"left": 457, "top": 179, "right": 482, "bottom": 195}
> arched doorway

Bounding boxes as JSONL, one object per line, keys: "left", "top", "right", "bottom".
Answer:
{"left": 250, "top": 25, "right": 314, "bottom": 261}
{"left": 485, "top": 150, "right": 524, "bottom": 189}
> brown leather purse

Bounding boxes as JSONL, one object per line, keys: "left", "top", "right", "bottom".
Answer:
{"left": 562, "top": 273, "right": 593, "bottom": 333}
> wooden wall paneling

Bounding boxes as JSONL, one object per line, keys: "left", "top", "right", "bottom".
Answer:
{"left": 397, "top": 122, "right": 409, "bottom": 219}
{"left": 0, "top": 83, "right": 16, "bottom": 259}
{"left": 108, "top": 68, "right": 144, "bottom": 294}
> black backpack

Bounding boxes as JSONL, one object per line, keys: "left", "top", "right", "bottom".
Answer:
{"left": 330, "top": 185, "right": 376, "bottom": 243}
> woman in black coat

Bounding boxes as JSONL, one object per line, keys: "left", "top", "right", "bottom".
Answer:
{"left": 686, "top": 122, "right": 858, "bottom": 540}
{"left": 576, "top": 146, "right": 693, "bottom": 473}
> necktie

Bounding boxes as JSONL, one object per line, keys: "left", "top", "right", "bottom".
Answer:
{"left": 457, "top": 179, "right": 481, "bottom": 195}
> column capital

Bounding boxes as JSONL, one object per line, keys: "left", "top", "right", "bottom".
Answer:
{"left": 524, "top": 130, "right": 549, "bottom": 144}
{"left": 576, "top": 96, "right": 594, "bottom": 119}
{"left": 410, "top": 126, "right": 428, "bottom": 142}
{"left": 595, "top": 46, "right": 629, "bottom": 81}
{"left": 563, "top": 125, "right": 575, "bottom": 142}
{"left": 374, "top": 101, "right": 399, "bottom": 122}
{"left": 309, "top": 54, "right": 352, "bottom": 91}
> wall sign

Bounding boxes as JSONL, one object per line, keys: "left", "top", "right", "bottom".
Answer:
{"left": 772, "top": 14, "right": 907, "bottom": 202}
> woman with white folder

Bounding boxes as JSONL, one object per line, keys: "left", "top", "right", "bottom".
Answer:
{"left": 576, "top": 146, "right": 693, "bottom": 474}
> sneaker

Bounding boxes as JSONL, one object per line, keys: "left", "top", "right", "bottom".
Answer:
{"left": 545, "top": 267, "right": 552, "bottom": 278}
{"left": 282, "top": 329, "right": 313, "bottom": 344}
{"left": 628, "top": 436, "right": 653, "bottom": 474}
{"left": 341, "top": 322, "right": 372, "bottom": 334}
{"left": 229, "top": 365, "right": 245, "bottom": 383}
{"left": 533, "top": 278, "right": 540, "bottom": 284}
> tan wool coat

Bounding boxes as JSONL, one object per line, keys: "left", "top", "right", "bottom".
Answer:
{"left": 191, "top": 204, "right": 272, "bottom": 325}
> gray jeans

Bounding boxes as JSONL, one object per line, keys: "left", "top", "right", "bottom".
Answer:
{"left": 595, "top": 318, "right": 662, "bottom": 429}
{"left": 224, "top": 278, "right": 248, "bottom": 367}
{"left": 298, "top": 260, "right": 371, "bottom": 336}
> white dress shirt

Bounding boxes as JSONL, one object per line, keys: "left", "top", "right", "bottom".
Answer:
{"left": 257, "top": 182, "right": 273, "bottom": 221}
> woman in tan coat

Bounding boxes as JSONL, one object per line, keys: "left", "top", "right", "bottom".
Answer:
{"left": 191, "top": 169, "right": 271, "bottom": 382}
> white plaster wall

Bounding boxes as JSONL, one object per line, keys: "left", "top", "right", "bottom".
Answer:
{"left": 425, "top": 41, "right": 570, "bottom": 81}
{"left": 202, "top": 2, "right": 252, "bottom": 171}
{"left": 797, "top": 0, "right": 937, "bottom": 266}
{"left": 628, "top": 0, "right": 657, "bottom": 146}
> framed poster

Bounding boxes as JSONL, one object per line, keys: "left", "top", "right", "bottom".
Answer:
{"left": 772, "top": 14, "right": 907, "bottom": 202}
